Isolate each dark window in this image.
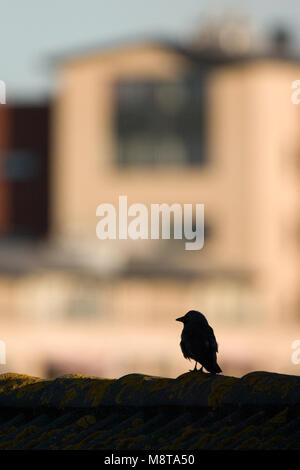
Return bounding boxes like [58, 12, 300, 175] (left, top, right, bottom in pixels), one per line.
[115, 74, 208, 167]
[2, 150, 40, 181]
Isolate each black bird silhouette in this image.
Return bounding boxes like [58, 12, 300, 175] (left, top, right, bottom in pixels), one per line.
[176, 310, 222, 374]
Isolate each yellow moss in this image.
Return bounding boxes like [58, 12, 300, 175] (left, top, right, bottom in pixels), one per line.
[61, 374, 95, 379]
[116, 435, 146, 450]
[0, 373, 43, 395]
[0, 425, 17, 437]
[64, 430, 106, 449]
[62, 432, 77, 443]
[284, 439, 300, 450]
[168, 373, 204, 400]
[85, 379, 114, 406]
[212, 425, 256, 450]
[261, 426, 273, 436]
[189, 425, 233, 450]
[208, 377, 237, 409]
[189, 434, 210, 449]
[258, 436, 284, 449]
[98, 416, 145, 448]
[115, 375, 150, 404]
[269, 408, 288, 424]
[77, 415, 96, 428]
[132, 418, 143, 427]
[235, 436, 260, 449]
[59, 388, 78, 406]
[149, 379, 172, 392]
[21, 428, 59, 450]
[0, 425, 38, 450]
[64, 443, 81, 450]
[159, 425, 198, 450]
[16, 380, 49, 399]
[245, 373, 295, 398]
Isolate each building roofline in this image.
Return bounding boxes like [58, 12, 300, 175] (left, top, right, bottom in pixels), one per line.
[48, 34, 300, 68]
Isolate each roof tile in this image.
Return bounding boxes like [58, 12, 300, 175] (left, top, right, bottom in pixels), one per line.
[0, 371, 298, 449]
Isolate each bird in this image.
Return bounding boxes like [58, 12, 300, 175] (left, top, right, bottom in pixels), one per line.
[176, 310, 222, 374]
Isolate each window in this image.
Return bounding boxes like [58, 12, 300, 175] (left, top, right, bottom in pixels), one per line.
[2, 150, 40, 181]
[115, 74, 208, 167]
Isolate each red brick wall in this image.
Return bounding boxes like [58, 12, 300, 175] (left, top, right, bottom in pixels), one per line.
[0, 106, 12, 234]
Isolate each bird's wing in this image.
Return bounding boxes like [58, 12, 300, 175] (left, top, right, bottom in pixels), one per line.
[182, 329, 208, 357]
[181, 324, 219, 360]
[180, 340, 191, 359]
[207, 326, 218, 352]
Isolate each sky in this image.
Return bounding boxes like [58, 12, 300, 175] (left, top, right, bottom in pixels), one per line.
[1, 0, 300, 101]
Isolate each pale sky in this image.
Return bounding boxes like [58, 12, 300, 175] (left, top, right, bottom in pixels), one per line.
[1, 0, 300, 101]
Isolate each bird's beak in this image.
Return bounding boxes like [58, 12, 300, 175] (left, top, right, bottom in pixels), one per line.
[176, 316, 185, 322]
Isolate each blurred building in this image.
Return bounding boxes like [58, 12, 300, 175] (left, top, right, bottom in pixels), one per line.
[50, 32, 300, 328]
[1, 19, 300, 378]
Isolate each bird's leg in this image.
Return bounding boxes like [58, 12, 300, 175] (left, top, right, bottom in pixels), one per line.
[199, 366, 204, 373]
[189, 362, 198, 372]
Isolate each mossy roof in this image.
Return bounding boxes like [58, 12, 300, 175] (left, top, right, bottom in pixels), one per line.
[0, 371, 299, 450]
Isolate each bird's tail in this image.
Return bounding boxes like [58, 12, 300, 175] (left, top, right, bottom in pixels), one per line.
[211, 363, 222, 374]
